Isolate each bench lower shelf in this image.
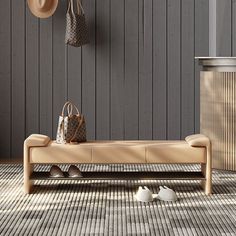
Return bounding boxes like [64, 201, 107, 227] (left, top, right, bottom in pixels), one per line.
[30, 171, 205, 181]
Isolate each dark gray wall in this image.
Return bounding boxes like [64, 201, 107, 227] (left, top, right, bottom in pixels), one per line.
[209, 0, 236, 56]
[0, 0, 209, 160]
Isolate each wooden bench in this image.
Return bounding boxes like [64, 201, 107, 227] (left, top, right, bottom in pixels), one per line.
[24, 134, 212, 194]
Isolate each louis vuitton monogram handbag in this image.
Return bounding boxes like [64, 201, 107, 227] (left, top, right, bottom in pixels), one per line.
[56, 101, 87, 144]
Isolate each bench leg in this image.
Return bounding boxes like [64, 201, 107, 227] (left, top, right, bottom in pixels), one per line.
[24, 163, 34, 194]
[201, 163, 212, 195]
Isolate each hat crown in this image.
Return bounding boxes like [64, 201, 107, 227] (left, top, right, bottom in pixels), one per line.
[36, 0, 50, 10]
[27, 0, 58, 18]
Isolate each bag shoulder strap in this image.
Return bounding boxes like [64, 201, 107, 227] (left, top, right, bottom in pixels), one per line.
[67, 0, 74, 14]
[67, 0, 85, 15]
[76, 0, 85, 14]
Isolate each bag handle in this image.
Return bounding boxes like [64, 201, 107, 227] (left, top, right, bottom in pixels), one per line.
[61, 101, 80, 117]
[66, 103, 80, 116]
[67, 0, 73, 14]
[76, 0, 85, 14]
[67, 0, 84, 15]
[69, 115, 85, 143]
[67, 103, 73, 116]
[61, 101, 72, 116]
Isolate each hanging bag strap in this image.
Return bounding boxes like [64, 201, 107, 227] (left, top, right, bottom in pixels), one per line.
[67, 0, 75, 14]
[67, 0, 84, 15]
[76, 0, 85, 15]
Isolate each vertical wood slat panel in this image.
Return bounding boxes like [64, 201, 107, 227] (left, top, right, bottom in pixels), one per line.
[181, 0, 194, 138]
[52, 1, 67, 137]
[167, 0, 181, 140]
[40, 18, 53, 138]
[153, 0, 167, 140]
[67, 47, 82, 111]
[67, 1, 82, 113]
[201, 71, 236, 171]
[209, 0, 216, 56]
[138, 0, 153, 140]
[195, 0, 209, 133]
[216, 0, 232, 56]
[26, 7, 39, 137]
[0, 0, 11, 158]
[232, 0, 236, 56]
[124, 0, 139, 139]
[11, 0, 25, 159]
[110, 0, 124, 140]
[82, 0, 96, 139]
[0, 0, 212, 160]
[96, 0, 110, 139]
[67, 0, 81, 119]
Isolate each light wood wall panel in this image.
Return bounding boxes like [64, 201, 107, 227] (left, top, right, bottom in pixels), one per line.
[200, 71, 236, 171]
[0, 0, 209, 160]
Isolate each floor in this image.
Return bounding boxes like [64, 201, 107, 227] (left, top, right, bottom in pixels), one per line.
[0, 164, 235, 236]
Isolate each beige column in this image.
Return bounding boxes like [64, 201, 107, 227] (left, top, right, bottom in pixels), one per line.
[200, 71, 236, 170]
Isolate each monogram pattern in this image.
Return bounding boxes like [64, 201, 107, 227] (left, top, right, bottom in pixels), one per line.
[66, 115, 87, 142]
[74, 120, 86, 142]
[56, 115, 87, 143]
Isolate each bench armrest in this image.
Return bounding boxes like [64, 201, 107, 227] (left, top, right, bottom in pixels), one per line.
[24, 134, 50, 148]
[185, 134, 210, 147]
[23, 134, 51, 193]
[186, 134, 212, 194]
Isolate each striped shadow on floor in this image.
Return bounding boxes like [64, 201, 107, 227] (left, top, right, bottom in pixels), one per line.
[0, 164, 235, 236]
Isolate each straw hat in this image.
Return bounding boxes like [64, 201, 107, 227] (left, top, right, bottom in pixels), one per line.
[27, 0, 58, 18]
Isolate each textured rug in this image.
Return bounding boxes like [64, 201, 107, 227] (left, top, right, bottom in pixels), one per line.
[0, 164, 236, 236]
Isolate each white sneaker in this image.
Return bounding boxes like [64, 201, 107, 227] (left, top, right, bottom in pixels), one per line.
[135, 186, 154, 202]
[156, 186, 177, 202]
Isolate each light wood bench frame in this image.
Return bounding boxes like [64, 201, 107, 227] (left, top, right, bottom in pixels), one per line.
[24, 134, 212, 195]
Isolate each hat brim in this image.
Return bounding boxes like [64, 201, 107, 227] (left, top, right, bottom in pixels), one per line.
[27, 0, 58, 18]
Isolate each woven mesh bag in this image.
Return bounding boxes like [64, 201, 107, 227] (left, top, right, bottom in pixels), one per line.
[65, 0, 89, 47]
